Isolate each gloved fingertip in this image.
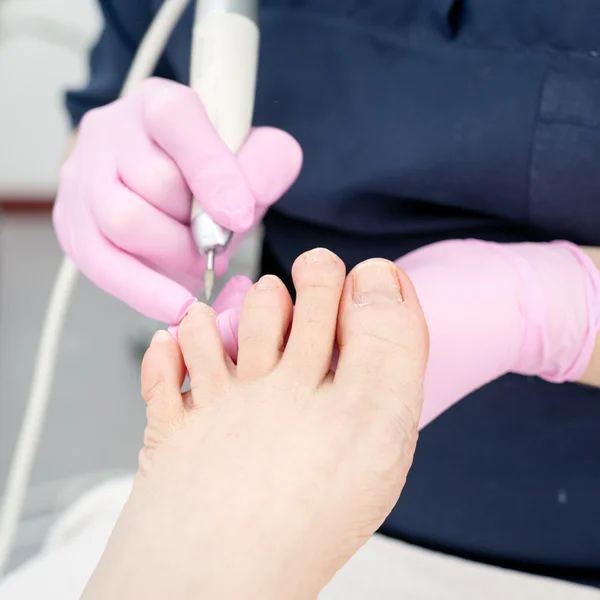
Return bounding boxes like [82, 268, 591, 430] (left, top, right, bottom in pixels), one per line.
[175, 297, 199, 325]
[212, 275, 253, 313]
[168, 297, 199, 341]
[236, 204, 256, 231]
[212, 194, 255, 232]
[227, 274, 254, 292]
[217, 308, 240, 362]
[168, 325, 179, 342]
[222, 275, 254, 301]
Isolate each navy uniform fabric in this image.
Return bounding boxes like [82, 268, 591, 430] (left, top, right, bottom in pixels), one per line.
[67, 0, 600, 584]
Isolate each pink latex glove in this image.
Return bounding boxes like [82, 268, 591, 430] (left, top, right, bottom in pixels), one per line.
[53, 77, 302, 325]
[398, 240, 600, 427]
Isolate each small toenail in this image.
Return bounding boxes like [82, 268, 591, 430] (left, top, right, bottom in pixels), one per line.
[303, 248, 336, 265]
[353, 259, 404, 306]
[255, 275, 282, 291]
[152, 330, 172, 344]
[186, 302, 214, 316]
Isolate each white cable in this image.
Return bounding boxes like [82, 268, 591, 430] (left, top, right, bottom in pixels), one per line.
[0, 259, 78, 574]
[0, 0, 191, 577]
[121, 0, 190, 95]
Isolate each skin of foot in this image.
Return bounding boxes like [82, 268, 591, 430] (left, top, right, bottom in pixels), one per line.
[81, 248, 429, 600]
[579, 246, 600, 387]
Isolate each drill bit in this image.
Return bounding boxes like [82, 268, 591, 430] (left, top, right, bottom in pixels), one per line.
[191, 209, 232, 303]
[203, 249, 216, 302]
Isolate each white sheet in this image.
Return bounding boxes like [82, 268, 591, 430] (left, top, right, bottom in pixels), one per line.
[0, 477, 598, 600]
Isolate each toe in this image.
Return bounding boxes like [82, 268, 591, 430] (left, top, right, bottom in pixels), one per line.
[178, 302, 231, 402]
[237, 275, 293, 380]
[280, 248, 346, 387]
[334, 259, 429, 427]
[141, 330, 185, 426]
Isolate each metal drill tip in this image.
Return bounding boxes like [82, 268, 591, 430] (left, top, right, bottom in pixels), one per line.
[204, 268, 216, 302]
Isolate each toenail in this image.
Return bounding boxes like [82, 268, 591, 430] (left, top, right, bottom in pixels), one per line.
[186, 302, 201, 315]
[255, 275, 282, 291]
[303, 248, 336, 265]
[352, 259, 404, 306]
[152, 330, 172, 344]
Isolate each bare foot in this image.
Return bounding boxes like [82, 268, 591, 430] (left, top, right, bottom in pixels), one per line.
[83, 249, 429, 600]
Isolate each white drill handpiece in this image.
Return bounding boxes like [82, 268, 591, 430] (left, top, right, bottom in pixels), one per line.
[189, 0, 259, 300]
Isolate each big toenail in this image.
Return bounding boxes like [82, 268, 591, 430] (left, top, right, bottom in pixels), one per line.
[353, 259, 404, 306]
[255, 275, 282, 291]
[303, 248, 335, 264]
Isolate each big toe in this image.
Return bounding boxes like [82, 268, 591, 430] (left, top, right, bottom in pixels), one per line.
[334, 259, 429, 430]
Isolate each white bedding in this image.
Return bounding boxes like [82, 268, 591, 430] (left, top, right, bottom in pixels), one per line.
[0, 476, 598, 600]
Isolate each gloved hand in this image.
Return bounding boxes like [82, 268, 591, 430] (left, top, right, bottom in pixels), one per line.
[53, 77, 303, 325]
[398, 240, 600, 427]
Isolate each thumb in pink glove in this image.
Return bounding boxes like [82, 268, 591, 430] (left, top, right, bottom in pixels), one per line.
[53, 78, 303, 326]
[399, 239, 600, 428]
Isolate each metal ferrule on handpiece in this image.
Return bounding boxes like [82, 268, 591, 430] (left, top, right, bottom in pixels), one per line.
[196, 0, 258, 22]
[191, 211, 233, 256]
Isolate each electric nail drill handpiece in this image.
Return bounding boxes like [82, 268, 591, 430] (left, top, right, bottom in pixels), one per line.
[189, 0, 259, 301]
